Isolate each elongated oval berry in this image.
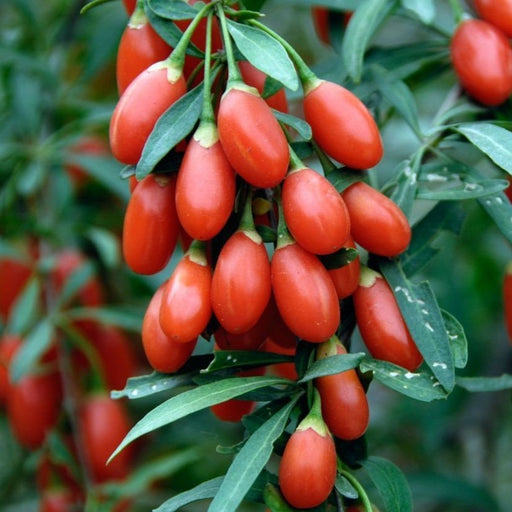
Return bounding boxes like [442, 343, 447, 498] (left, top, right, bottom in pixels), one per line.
[504, 261, 512, 344]
[211, 231, 271, 334]
[279, 396, 337, 508]
[175, 123, 236, 240]
[475, 0, 512, 38]
[342, 181, 411, 257]
[0, 256, 32, 322]
[142, 285, 197, 373]
[159, 242, 212, 343]
[282, 166, 350, 255]
[217, 84, 289, 188]
[122, 174, 179, 275]
[328, 235, 360, 299]
[238, 60, 288, 113]
[315, 337, 369, 440]
[78, 394, 134, 483]
[116, 10, 171, 95]
[353, 267, 423, 371]
[110, 62, 186, 164]
[271, 241, 340, 343]
[451, 18, 512, 106]
[303, 79, 383, 169]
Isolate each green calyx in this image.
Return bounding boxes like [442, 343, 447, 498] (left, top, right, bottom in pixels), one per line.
[128, 0, 148, 28]
[275, 193, 294, 250]
[316, 335, 342, 361]
[186, 239, 208, 266]
[296, 388, 330, 438]
[359, 265, 382, 288]
[238, 190, 262, 244]
[193, 119, 219, 149]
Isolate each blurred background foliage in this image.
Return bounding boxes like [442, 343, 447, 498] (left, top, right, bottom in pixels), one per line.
[0, 0, 511, 511]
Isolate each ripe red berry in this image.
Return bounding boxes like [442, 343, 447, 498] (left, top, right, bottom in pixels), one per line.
[474, 0, 512, 38]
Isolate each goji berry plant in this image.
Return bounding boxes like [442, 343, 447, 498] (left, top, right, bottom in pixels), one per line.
[2, 0, 512, 511]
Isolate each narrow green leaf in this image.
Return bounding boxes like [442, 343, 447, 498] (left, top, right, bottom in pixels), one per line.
[359, 358, 447, 402]
[401, 0, 435, 24]
[379, 260, 455, 392]
[227, 20, 299, 91]
[456, 122, 512, 174]
[54, 261, 95, 310]
[389, 160, 418, 219]
[85, 228, 120, 268]
[478, 191, 512, 245]
[136, 84, 203, 179]
[111, 372, 194, 399]
[298, 353, 365, 383]
[10, 318, 54, 383]
[318, 247, 358, 270]
[342, 0, 397, 83]
[262, 75, 285, 99]
[372, 68, 422, 137]
[277, 0, 359, 8]
[456, 374, 512, 392]
[335, 475, 359, 499]
[326, 169, 364, 194]
[148, 0, 198, 20]
[6, 278, 40, 336]
[273, 110, 312, 140]
[401, 201, 465, 277]
[361, 456, 413, 512]
[66, 306, 144, 333]
[203, 350, 293, 373]
[154, 476, 224, 512]
[208, 397, 299, 512]
[441, 310, 467, 370]
[109, 376, 294, 462]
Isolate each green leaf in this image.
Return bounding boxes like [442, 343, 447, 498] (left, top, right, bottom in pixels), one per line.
[10, 318, 54, 383]
[359, 358, 447, 402]
[401, 0, 435, 24]
[326, 169, 364, 194]
[272, 110, 312, 140]
[379, 260, 455, 392]
[342, 0, 398, 83]
[203, 350, 293, 373]
[6, 277, 40, 336]
[109, 376, 294, 462]
[208, 397, 300, 512]
[154, 476, 224, 512]
[227, 20, 299, 91]
[372, 67, 422, 138]
[135, 84, 203, 180]
[455, 122, 512, 174]
[66, 306, 144, 333]
[335, 475, 359, 499]
[441, 310, 467, 370]
[361, 456, 413, 512]
[401, 201, 465, 277]
[456, 374, 512, 392]
[85, 227, 120, 268]
[148, 0, 198, 20]
[389, 160, 418, 218]
[318, 247, 358, 270]
[298, 352, 366, 383]
[111, 371, 195, 399]
[262, 75, 285, 99]
[478, 191, 512, 245]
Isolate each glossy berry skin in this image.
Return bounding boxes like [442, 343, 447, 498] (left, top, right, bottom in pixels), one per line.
[122, 0, 136, 16]
[260, 337, 297, 380]
[315, 339, 369, 440]
[271, 242, 340, 343]
[342, 181, 411, 257]
[176, 131, 236, 240]
[353, 270, 423, 371]
[328, 235, 360, 300]
[279, 427, 337, 508]
[217, 85, 289, 188]
[451, 19, 512, 106]
[116, 17, 171, 95]
[110, 64, 186, 165]
[304, 80, 383, 169]
[7, 369, 63, 449]
[504, 262, 512, 344]
[78, 394, 133, 483]
[0, 257, 32, 322]
[122, 174, 179, 275]
[282, 167, 350, 255]
[211, 230, 271, 334]
[142, 285, 197, 373]
[238, 60, 288, 113]
[159, 249, 212, 343]
[474, 0, 512, 39]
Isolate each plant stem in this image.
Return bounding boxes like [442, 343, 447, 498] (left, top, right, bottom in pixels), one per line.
[200, 12, 215, 123]
[275, 191, 294, 250]
[216, 3, 242, 86]
[448, 0, 464, 25]
[337, 461, 373, 512]
[311, 139, 337, 175]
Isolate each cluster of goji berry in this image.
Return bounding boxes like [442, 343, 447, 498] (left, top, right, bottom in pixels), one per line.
[0, 239, 137, 510]
[110, 1, 425, 509]
[451, 1, 512, 106]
